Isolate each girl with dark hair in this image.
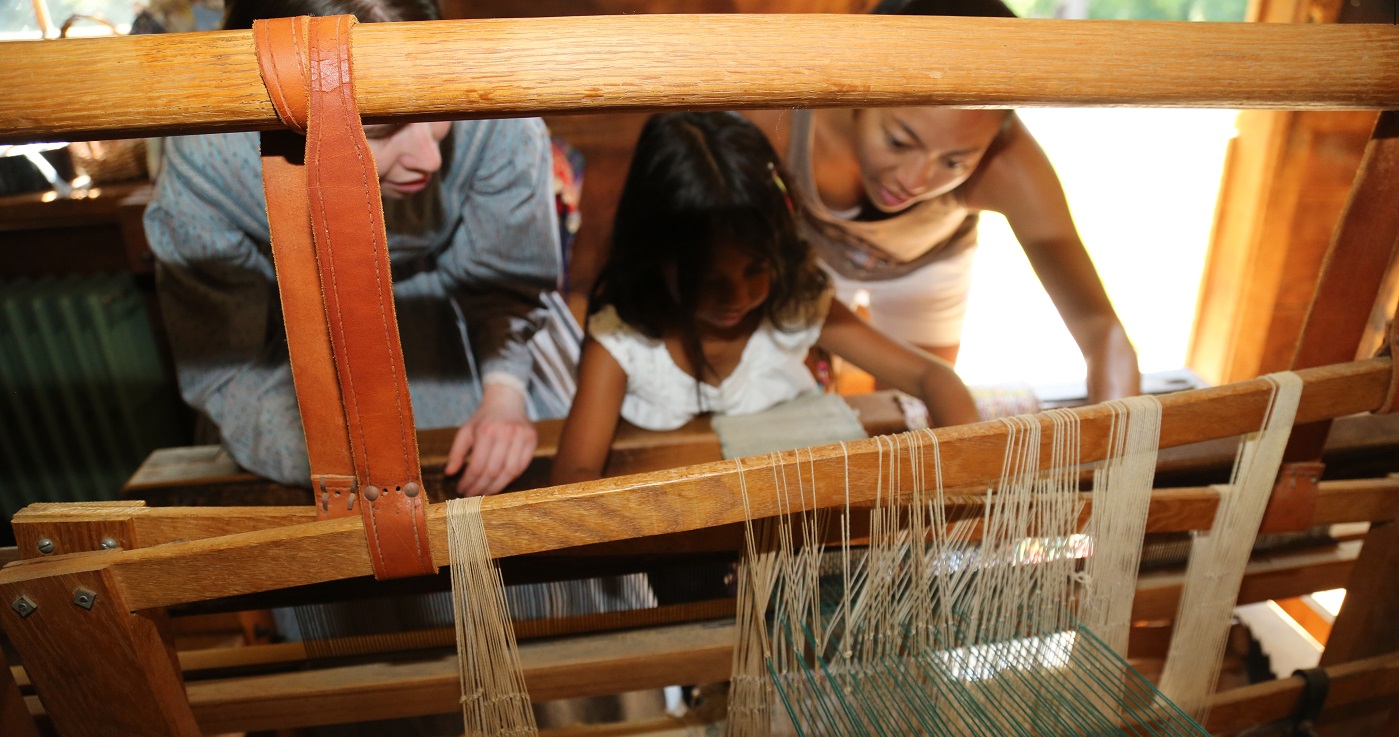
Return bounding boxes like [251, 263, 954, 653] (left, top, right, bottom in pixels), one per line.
[749, 0, 1141, 404]
[550, 112, 979, 485]
[147, 0, 574, 498]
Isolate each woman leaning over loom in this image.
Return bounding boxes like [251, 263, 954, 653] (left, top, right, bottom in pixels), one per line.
[747, 0, 1141, 403]
[146, 0, 571, 498]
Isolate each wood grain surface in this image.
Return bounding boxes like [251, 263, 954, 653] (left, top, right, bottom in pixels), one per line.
[0, 358, 1386, 613]
[18, 615, 1396, 732]
[3, 16, 1399, 143]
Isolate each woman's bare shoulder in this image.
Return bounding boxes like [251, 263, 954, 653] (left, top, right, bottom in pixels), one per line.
[960, 114, 1055, 213]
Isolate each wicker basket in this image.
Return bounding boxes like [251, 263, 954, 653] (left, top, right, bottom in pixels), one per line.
[68, 139, 149, 183]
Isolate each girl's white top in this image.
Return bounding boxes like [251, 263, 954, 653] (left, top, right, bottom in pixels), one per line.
[588, 292, 831, 431]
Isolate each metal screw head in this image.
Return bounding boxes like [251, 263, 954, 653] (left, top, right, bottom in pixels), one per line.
[11, 595, 37, 618]
[99, 537, 118, 550]
[36, 538, 55, 555]
[72, 587, 97, 610]
[362, 485, 380, 502]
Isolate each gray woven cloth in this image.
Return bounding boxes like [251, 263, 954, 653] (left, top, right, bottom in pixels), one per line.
[711, 392, 869, 460]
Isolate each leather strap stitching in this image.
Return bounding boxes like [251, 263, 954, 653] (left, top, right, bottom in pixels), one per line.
[308, 16, 389, 572]
[254, 14, 435, 577]
[255, 17, 309, 134]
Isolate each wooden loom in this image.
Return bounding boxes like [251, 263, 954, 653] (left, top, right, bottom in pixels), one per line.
[2, 14, 1399, 736]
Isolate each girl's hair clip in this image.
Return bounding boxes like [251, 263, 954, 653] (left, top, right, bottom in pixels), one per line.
[768, 161, 795, 214]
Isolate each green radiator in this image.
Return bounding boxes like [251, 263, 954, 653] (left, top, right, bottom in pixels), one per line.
[0, 275, 184, 544]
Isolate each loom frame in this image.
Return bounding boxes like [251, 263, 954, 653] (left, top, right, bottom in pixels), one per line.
[1, 14, 1398, 736]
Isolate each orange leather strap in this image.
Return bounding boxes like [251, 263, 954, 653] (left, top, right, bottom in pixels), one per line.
[254, 18, 310, 134]
[257, 16, 358, 521]
[253, 15, 435, 579]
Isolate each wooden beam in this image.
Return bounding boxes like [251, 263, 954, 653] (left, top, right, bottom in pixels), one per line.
[1206, 652, 1399, 735]
[1322, 520, 1399, 666]
[0, 652, 37, 737]
[0, 561, 199, 737]
[1262, 111, 1399, 532]
[0, 358, 1387, 613]
[14, 476, 1397, 563]
[119, 392, 904, 508]
[23, 589, 1391, 734]
[1132, 541, 1360, 621]
[183, 619, 735, 733]
[111, 404, 1399, 509]
[2, 17, 1398, 143]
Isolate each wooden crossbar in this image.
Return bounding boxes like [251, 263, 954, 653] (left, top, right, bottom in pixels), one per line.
[16, 594, 1398, 733]
[12, 477, 1399, 562]
[3, 16, 1398, 143]
[0, 358, 1388, 614]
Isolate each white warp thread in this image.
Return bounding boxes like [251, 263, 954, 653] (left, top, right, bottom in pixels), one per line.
[447, 496, 539, 737]
[1157, 372, 1303, 722]
[1080, 396, 1163, 655]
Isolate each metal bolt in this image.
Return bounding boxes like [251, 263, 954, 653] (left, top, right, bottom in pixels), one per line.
[11, 595, 37, 618]
[36, 538, 55, 555]
[99, 537, 118, 551]
[363, 485, 380, 502]
[72, 587, 97, 610]
[403, 481, 421, 498]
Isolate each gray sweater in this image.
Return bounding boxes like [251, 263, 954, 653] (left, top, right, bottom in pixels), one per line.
[144, 118, 563, 484]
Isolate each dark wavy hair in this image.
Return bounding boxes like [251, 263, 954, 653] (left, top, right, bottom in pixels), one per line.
[592, 112, 827, 387]
[872, 0, 1018, 17]
[223, 0, 438, 29]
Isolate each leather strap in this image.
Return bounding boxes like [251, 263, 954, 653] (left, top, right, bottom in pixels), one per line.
[259, 128, 359, 521]
[253, 15, 435, 578]
[254, 18, 310, 134]
[1289, 667, 1330, 737]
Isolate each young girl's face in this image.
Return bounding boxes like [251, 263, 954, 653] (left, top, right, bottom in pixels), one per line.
[691, 240, 773, 333]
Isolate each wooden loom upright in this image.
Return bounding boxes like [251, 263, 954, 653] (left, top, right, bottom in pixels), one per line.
[2, 14, 1399, 736]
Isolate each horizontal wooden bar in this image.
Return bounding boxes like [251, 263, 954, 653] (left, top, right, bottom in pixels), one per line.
[14, 476, 1397, 559]
[3, 16, 1398, 143]
[24, 646, 1399, 735]
[23, 574, 1389, 734]
[0, 359, 1387, 612]
[1133, 540, 1360, 621]
[117, 392, 908, 509]
[1206, 652, 1399, 735]
[184, 619, 735, 733]
[15, 534, 1346, 690]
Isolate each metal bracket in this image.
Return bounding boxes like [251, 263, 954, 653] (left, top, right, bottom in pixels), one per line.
[1260, 461, 1326, 533]
[72, 587, 97, 610]
[11, 595, 37, 618]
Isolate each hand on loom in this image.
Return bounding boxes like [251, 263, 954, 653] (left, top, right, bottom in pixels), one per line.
[445, 382, 537, 496]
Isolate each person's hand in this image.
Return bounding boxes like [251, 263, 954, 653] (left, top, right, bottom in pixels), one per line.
[445, 382, 536, 497]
